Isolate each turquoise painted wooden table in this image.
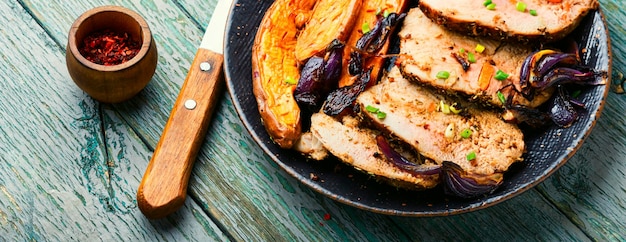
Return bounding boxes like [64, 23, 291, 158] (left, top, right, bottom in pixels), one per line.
[1, 0, 625, 241]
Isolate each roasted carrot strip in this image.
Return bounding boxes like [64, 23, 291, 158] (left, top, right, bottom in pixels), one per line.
[478, 62, 495, 91]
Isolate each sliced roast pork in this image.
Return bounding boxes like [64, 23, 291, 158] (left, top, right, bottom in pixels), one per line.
[310, 112, 440, 189]
[357, 67, 524, 175]
[398, 8, 553, 108]
[418, 0, 599, 43]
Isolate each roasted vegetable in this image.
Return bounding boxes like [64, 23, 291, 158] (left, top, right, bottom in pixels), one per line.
[518, 49, 601, 100]
[294, 40, 344, 113]
[355, 12, 406, 53]
[338, 0, 409, 87]
[252, 0, 316, 148]
[295, 0, 362, 62]
[376, 135, 442, 176]
[293, 56, 325, 112]
[323, 68, 373, 116]
[502, 48, 605, 127]
[442, 161, 503, 198]
[549, 86, 580, 128]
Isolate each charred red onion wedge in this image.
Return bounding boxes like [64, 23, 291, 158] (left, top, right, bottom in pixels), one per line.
[537, 67, 602, 90]
[375, 135, 442, 176]
[294, 40, 344, 112]
[518, 49, 604, 100]
[322, 40, 344, 84]
[294, 56, 324, 111]
[519, 50, 557, 95]
[506, 47, 605, 127]
[348, 51, 362, 76]
[442, 161, 503, 199]
[550, 86, 579, 128]
[355, 12, 407, 54]
[535, 53, 578, 76]
[323, 68, 372, 116]
[366, 12, 406, 53]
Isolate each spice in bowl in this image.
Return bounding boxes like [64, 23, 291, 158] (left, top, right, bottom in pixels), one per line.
[80, 30, 140, 66]
[66, 5, 158, 103]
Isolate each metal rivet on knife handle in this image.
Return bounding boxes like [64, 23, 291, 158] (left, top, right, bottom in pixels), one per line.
[184, 99, 197, 110]
[200, 62, 212, 71]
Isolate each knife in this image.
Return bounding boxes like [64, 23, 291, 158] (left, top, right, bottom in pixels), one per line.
[137, 0, 234, 219]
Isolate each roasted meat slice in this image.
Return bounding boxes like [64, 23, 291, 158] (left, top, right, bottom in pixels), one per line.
[418, 0, 599, 43]
[356, 67, 525, 175]
[398, 8, 553, 108]
[310, 112, 440, 190]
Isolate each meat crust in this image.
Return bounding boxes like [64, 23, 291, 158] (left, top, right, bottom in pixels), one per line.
[418, 0, 599, 43]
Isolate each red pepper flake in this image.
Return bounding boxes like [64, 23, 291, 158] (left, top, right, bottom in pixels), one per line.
[80, 29, 140, 66]
[323, 213, 331, 221]
[309, 173, 319, 181]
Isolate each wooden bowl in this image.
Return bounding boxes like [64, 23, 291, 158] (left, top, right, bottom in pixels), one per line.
[66, 6, 158, 103]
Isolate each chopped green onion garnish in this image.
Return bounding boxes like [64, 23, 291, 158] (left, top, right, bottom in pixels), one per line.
[285, 76, 297, 85]
[529, 9, 538, 16]
[516, 2, 527, 12]
[460, 128, 472, 139]
[439, 100, 451, 114]
[444, 123, 455, 138]
[362, 22, 371, 34]
[377, 111, 387, 119]
[468, 52, 476, 63]
[486, 3, 496, 10]
[375, 7, 382, 16]
[383, 10, 390, 18]
[483, 0, 492, 6]
[436, 71, 450, 79]
[494, 70, 509, 80]
[497, 91, 506, 104]
[365, 105, 379, 113]
[466, 151, 476, 161]
[475, 44, 485, 53]
[450, 103, 462, 114]
[366, 105, 386, 119]
[459, 48, 466, 54]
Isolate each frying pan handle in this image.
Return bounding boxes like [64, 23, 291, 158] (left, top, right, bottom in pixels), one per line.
[137, 48, 224, 219]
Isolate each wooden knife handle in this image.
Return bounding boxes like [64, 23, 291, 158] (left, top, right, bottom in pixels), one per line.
[137, 48, 223, 219]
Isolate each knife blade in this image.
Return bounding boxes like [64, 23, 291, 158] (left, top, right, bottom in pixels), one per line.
[137, 0, 234, 219]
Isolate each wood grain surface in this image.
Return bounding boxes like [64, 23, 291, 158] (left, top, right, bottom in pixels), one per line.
[1, 0, 624, 241]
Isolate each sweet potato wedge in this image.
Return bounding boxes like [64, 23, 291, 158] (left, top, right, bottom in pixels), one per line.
[295, 0, 362, 63]
[252, 0, 316, 148]
[338, 0, 408, 87]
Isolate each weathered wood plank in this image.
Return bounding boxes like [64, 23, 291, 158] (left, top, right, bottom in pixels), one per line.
[393, 189, 591, 241]
[536, 93, 626, 241]
[21, 0, 419, 241]
[0, 1, 226, 240]
[181, 0, 626, 240]
[18, 1, 398, 240]
[531, 1, 626, 241]
[19, 0, 626, 241]
[601, 1, 626, 75]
